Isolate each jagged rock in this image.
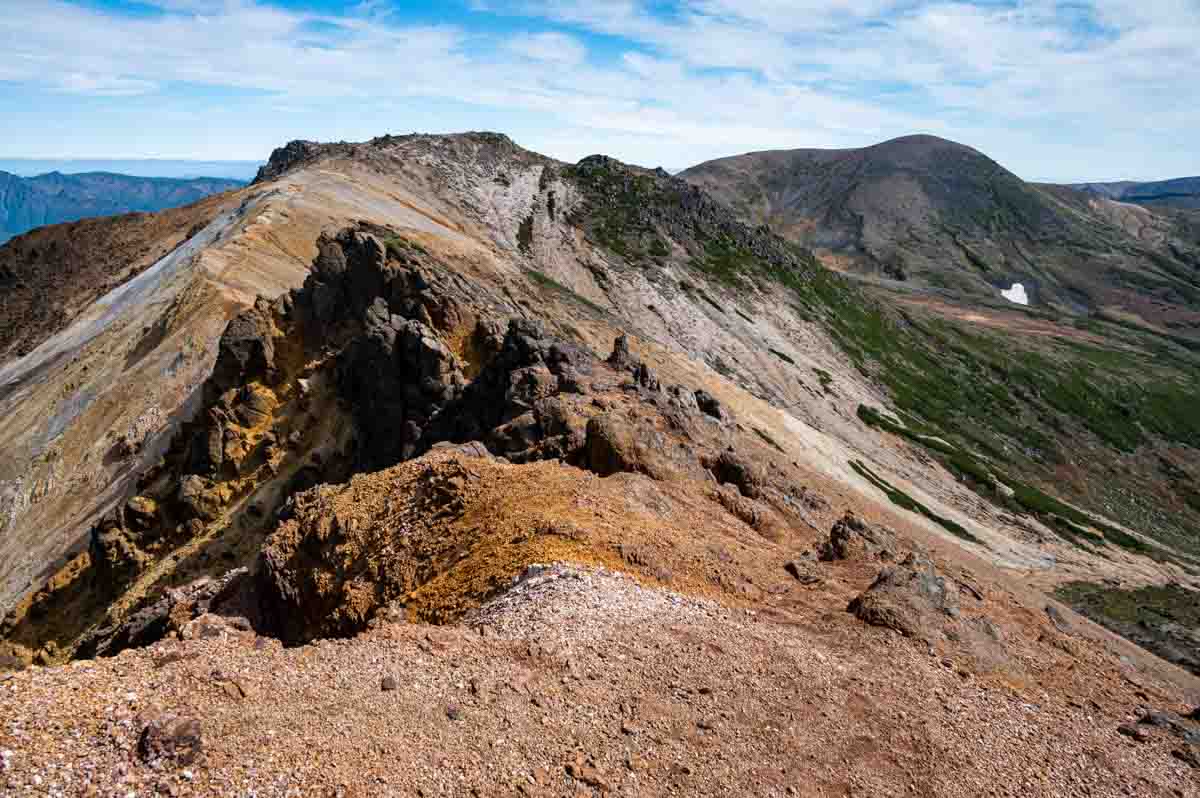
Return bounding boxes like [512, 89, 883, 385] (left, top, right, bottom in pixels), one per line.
[847, 553, 959, 639]
[606, 335, 662, 392]
[706, 450, 765, 499]
[1174, 745, 1200, 769]
[254, 139, 332, 183]
[819, 512, 897, 561]
[607, 334, 636, 370]
[784, 560, 823, 585]
[207, 305, 276, 401]
[137, 714, 203, 766]
[1045, 604, 1074, 635]
[233, 384, 277, 428]
[178, 475, 224, 522]
[89, 519, 146, 577]
[1118, 724, 1151, 742]
[632, 362, 661, 392]
[428, 441, 493, 459]
[665, 384, 700, 414]
[77, 569, 252, 659]
[694, 390, 730, 422]
[420, 319, 594, 451]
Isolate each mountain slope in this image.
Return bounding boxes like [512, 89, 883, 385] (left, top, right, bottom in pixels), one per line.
[0, 170, 243, 243]
[0, 134, 1198, 794]
[680, 136, 1200, 336]
[1075, 176, 1200, 210]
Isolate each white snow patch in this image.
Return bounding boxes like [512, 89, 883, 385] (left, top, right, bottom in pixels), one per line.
[1000, 282, 1029, 305]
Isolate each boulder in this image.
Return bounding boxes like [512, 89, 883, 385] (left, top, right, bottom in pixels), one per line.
[178, 475, 224, 522]
[706, 450, 765, 499]
[124, 495, 159, 530]
[847, 553, 959, 639]
[819, 512, 897, 561]
[694, 389, 730, 422]
[137, 714, 203, 766]
[207, 306, 276, 400]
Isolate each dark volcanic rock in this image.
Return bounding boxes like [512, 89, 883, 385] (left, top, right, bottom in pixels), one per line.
[694, 390, 729, 423]
[207, 303, 277, 401]
[78, 568, 252, 659]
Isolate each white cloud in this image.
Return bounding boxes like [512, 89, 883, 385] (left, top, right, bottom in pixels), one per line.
[55, 73, 161, 96]
[505, 31, 588, 64]
[0, 1, 1196, 180]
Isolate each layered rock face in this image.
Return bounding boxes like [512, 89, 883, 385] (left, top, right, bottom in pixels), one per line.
[0, 220, 813, 660]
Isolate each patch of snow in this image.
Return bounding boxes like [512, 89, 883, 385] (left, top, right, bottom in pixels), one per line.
[1000, 282, 1029, 305]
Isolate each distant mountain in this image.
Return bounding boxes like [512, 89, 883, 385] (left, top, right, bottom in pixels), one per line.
[0, 159, 261, 181]
[680, 135, 1200, 332]
[0, 171, 244, 243]
[1072, 177, 1200, 210]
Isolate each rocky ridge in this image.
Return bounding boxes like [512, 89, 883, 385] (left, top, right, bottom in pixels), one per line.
[2, 132, 1200, 794]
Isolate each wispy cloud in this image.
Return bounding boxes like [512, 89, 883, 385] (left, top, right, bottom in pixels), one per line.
[0, 1, 1196, 180]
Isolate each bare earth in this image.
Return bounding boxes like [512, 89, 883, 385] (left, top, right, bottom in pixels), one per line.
[3, 559, 1198, 797]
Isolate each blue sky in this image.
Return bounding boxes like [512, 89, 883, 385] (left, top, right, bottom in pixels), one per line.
[1, 0, 1197, 181]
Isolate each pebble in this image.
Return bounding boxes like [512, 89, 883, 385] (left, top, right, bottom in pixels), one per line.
[381, 675, 398, 691]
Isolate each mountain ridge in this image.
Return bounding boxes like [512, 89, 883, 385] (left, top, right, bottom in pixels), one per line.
[0, 131, 1198, 793]
[0, 169, 243, 244]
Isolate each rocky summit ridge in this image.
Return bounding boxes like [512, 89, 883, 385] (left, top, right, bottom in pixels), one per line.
[0, 132, 1199, 795]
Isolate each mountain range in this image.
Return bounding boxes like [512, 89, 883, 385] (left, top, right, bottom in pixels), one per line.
[680, 135, 1200, 337]
[0, 170, 243, 243]
[1074, 176, 1200, 209]
[0, 131, 1197, 794]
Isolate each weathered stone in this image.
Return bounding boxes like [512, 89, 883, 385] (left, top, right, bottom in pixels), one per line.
[1173, 745, 1200, 769]
[208, 307, 276, 400]
[137, 714, 203, 766]
[783, 560, 822, 585]
[706, 450, 765, 499]
[847, 553, 959, 639]
[178, 475, 223, 522]
[819, 512, 897, 562]
[694, 389, 729, 422]
[1117, 724, 1151, 742]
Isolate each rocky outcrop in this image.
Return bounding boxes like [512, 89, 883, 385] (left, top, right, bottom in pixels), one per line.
[9, 217, 780, 660]
[78, 568, 252, 659]
[819, 512, 897, 561]
[847, 553, 958, 639]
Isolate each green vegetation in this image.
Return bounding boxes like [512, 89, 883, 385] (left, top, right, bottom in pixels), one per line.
[692, 237, 759, 288]
[1057, 581, 1200, 626]
[850, 459, 983, 544]
[384, 235, 428, 259]
[813, 368, 834, 393]
[856, 402, 1172, 559]
[649, 238, 670, 257]
[563, 151, 1200, 563]
[1055, 581, 1200, 676]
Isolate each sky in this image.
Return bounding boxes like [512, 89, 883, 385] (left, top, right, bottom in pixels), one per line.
[0, 0, 1197, 182]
